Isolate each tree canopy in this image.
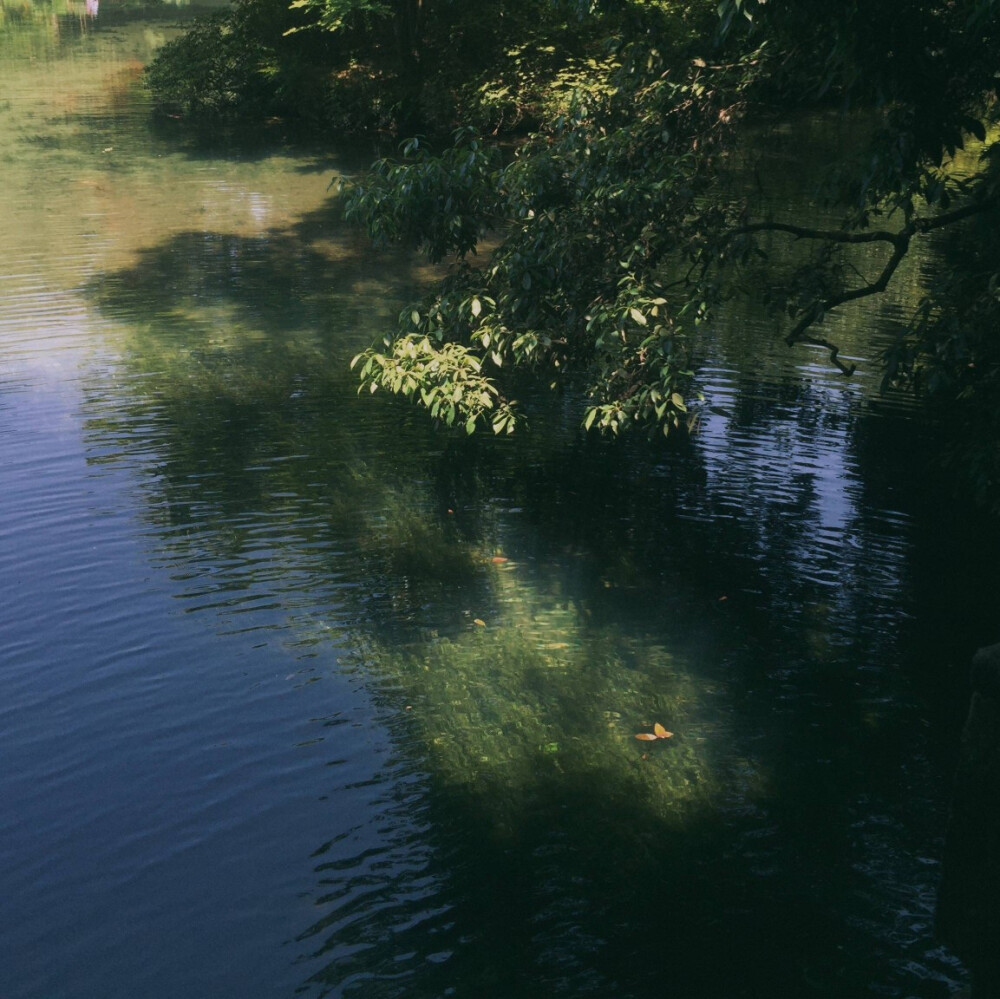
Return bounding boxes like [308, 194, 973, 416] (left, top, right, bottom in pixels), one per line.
[149, 0, 1000, 499]
[146, 0, 702, 134]
[342, 1, 999, 463]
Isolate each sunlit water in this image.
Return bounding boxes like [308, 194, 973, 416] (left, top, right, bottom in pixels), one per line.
[1, 6, 998, 998]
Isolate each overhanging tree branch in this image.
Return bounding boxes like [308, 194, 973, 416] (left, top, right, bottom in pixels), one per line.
[728, 197, 997, 374]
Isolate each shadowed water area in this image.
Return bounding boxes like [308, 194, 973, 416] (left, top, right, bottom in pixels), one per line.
[2, 5, 1000, 998]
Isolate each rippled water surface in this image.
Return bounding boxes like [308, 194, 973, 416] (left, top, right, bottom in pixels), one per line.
[2, 6, 998, 998]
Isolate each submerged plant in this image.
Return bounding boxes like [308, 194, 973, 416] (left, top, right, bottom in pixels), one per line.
[358, 565, 745, 838]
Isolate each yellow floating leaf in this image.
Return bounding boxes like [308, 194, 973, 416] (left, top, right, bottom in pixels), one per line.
[654, 723, 674, 739]
[635, 732, 659, 741]
[473, 618, 486, 627]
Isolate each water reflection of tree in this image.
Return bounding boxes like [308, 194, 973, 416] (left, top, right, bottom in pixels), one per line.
[84, 220, 964, 997]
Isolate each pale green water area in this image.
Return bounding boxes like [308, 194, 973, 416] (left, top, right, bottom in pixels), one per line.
[3, 4, 1000, 998]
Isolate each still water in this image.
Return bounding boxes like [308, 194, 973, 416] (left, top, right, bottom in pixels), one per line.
[1, 5, 997, 998]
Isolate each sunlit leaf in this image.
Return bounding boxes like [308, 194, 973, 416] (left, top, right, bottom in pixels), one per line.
[653, 723, 673, 739]
[635, 732, 659, 741]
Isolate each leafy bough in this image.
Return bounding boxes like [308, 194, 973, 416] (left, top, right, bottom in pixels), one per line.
[344, 51, 751, 437]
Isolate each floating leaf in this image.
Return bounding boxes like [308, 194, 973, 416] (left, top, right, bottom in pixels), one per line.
[490, 556, 509, 564]
[636, 722, 673, 741]
[473, 618, 486, 627]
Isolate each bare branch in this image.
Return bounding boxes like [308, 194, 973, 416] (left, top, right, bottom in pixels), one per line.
[794, 333, 857, 376]
[733, 220, 901, 244]
[811, 232, 910, 311]
[734, 197, 994, 244]
[912, 199, 995, 233]
[731, 197, 997, 375]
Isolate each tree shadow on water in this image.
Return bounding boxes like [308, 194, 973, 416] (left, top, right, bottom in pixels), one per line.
[88, 222, 425, 354]
[292, 731, 885, 999]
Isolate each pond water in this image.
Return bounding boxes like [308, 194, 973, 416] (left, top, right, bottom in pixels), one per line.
[2, 5, 999, 998]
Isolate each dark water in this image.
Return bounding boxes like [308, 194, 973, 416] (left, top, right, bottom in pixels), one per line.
[2, 5, 998, 998]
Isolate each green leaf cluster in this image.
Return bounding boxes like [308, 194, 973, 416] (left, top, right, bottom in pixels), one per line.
[343, 43, 759, 434]
[287, 0, 392, 34]
[351, 334, 518, 435]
